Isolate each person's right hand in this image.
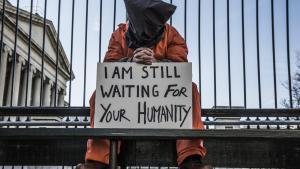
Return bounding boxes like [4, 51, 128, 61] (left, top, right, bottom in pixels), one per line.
[132, 47, 156, 65]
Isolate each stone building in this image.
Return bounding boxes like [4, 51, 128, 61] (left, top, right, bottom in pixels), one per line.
[0, 1, 73, 110]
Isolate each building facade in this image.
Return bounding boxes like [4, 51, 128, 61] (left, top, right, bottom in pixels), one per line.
[0, 1, 73, 121]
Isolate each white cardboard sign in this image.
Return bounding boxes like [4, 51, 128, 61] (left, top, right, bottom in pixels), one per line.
[94, 63, 192, 129]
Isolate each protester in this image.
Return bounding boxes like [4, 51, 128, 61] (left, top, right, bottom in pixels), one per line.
[77, 0, 211, 169]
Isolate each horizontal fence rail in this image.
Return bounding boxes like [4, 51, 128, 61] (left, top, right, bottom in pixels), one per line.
[1, 128, 300, 140]
[1, 107, 300, 116]
[0, 108, 299, 127]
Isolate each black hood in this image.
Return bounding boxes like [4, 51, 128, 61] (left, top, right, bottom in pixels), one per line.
[124, 0, 176, 49]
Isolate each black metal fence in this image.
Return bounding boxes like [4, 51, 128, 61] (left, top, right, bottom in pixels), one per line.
[0, 0, 299, 128]
[0, 0, 300, 168]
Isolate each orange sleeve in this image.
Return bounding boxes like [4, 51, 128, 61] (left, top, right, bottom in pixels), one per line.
[166, 26, 188, 62]
[103, 28, 125, 62]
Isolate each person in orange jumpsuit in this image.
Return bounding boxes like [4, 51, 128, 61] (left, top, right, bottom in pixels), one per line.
[77, 0, 210, 169]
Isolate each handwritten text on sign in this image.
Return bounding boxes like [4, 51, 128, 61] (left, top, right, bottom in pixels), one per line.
[95, 63, 192, 129]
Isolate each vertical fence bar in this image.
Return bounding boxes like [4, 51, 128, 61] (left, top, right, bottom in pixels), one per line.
[256, 0, 262, 109]
[0, 0, 5, 65]
[286, 0, 292, 108]
[67, 0, 76, 126]
[241, 0, 250, 129]
[21, 0, 34, 127]
[202, 0, 209, 127]
[256, 0, 262, 129]
[99, 0, 102, 62]
[241, 0, 246, 108]
[170, 0, 173, 26]
[213, 0, 217, 108]
[83, 0, 89, 107]
[109, 140, 118, 169]
[113, 0, 116, 32]
[0, 0, 7, 124]
[270, 0, 277, 129]
[25, 0, 34, 107]
[83, 0, 89, 126]
[10, 0, 20, 108]
[285, 0, 292, 129]
[271, 0, 277, 109]
[40, 0, 48, 108]
[184, 0, 187, 41]
[227, 0, 232, 108]
[198, 0, 202, 108]
[55, 0, 62, 107]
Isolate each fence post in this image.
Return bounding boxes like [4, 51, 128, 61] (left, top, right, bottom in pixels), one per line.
[109, 139, 118, 169]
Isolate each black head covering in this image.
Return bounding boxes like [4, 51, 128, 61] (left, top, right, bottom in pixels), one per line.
[124, 0, 176, 49]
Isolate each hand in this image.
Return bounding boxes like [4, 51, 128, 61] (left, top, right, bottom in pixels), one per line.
[132, 47, 156, 65]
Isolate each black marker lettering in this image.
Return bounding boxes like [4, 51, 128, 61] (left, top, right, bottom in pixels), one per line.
[152, 85, 159, 97]
[120, 109, 130, 122]
[125, 85, 134, 97]
[122, 66, 132, 79]
[106, 111, 112, 122]
[164, 84, 178, 97]
[104, 66, 108, 79]
[141, 85, 150, 97]
[180, 106, 191, 127]
[174, 66, 181, 78]
[138, 101, 146, 124]
[100, 85, 113, 97]
[150, 66, 159, 78]
[142, 66, 148, 78]
[112, 85, 121, 97]
[166, 66, 172, 78]
[112, 67, 120, 79]
[99, 103, 111, 122]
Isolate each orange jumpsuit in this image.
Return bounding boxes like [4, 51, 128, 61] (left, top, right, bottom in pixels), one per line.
[85, 23, 207, 165]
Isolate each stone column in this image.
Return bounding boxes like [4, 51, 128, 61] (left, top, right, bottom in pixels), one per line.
[19, 65, 36, 106]
[19, 65, 34, 123]
[0, 45, 11, 106]
[5, 61, 13, 106]
[5, 56, 25, 123]
[19, 67, 27, 106]
[12, 56, 25, 106]
[32, 72, 42, 106]
[26, 66, 35, 106]
[5, 55, 25, 106]
[58, 88, 65, 107]
[42, 78, 52, 106]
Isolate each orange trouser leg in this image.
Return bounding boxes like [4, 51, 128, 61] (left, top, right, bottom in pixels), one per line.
[176, 83, 207, 165]
[85, 83, 207, 165]
[85, 91, 111, 164]
[85, 138, 110, 164]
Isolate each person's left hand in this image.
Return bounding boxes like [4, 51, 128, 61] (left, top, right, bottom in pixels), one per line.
[132, 47, 156, 65]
